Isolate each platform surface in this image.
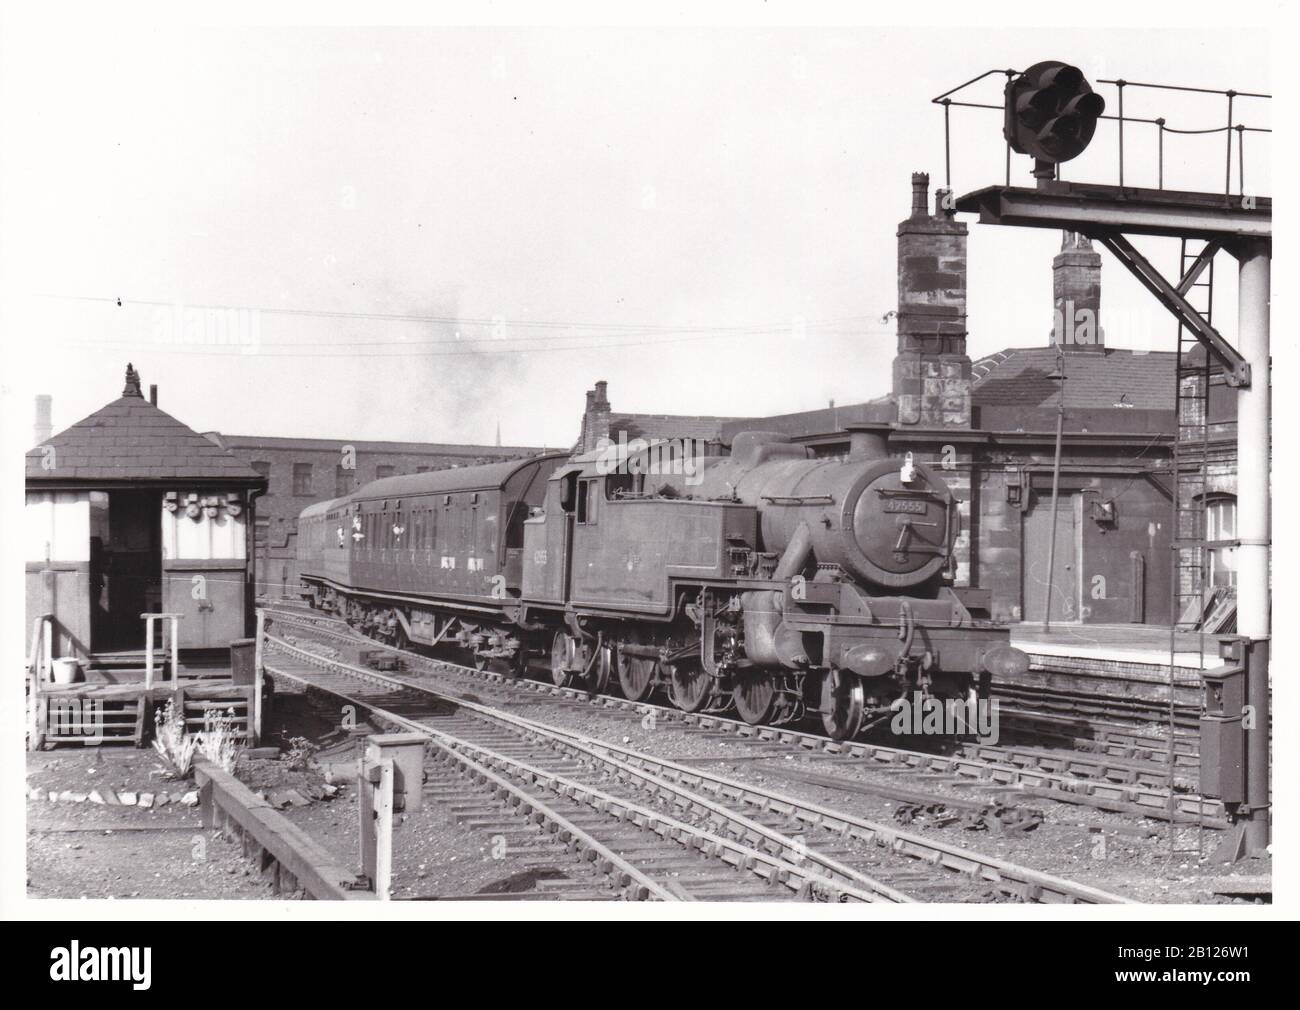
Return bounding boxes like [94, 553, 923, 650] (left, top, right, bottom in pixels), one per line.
[1011, 623, 1221, 670]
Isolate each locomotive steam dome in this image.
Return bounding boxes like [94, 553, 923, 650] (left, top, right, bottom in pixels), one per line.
[698, 432, 954, 589]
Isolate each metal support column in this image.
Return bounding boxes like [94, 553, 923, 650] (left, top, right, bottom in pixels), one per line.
[1235, 241, 1270, 854]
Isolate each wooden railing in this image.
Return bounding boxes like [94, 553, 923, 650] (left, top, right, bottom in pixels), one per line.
[26, 613, 53, 749]
[142, 612, 183, 688]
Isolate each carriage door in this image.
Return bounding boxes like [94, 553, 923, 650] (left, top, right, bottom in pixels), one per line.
[162, 491, 248, 648]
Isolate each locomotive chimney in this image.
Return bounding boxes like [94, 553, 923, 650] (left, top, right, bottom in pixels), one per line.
[846, 423, 890, 460]
[33, 394, 52, 445]
[892, 172, 972, 429]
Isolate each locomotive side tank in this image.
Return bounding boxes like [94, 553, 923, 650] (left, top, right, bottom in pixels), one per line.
[524, 430, 1027, 739]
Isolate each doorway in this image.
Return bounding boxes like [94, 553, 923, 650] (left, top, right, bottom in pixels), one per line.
[89, 490, 161, 651]
[1023, 492, 1082, 624]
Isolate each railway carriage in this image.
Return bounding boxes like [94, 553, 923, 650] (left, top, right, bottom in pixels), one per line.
[297, 454, 567, 664]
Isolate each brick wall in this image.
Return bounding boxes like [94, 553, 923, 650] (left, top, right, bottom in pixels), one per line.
[893, 173, 972, 428]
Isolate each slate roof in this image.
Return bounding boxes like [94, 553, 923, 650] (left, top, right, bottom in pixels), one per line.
[207, 432, 542, 457]
[610, 412, 744, 443]
[971, 347, 1175, 410]
[27, 367, 265, 484]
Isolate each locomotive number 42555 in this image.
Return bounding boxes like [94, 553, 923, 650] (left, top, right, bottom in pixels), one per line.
[883, 499, 928, 515]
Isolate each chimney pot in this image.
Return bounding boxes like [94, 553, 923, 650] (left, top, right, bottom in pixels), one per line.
[149, 384, 158, 406]
[910, 172, 930, 217]
[33, 394, 53, 446]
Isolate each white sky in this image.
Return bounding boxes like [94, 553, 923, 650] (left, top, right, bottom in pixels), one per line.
[0, 20, 1271, 450]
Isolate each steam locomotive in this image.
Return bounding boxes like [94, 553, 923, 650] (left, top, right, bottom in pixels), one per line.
[295, 430, 1027, 739]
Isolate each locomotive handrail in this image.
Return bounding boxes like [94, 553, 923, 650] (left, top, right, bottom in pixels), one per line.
[760, 494, 834, 504]
[875, 487, 944, 498]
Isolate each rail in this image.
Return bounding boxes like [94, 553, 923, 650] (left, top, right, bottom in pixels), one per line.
[264, 628, 1133, 903]
[267, 607, 1220, 820]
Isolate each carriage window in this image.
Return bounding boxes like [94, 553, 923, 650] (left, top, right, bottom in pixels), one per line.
[504, 500, 529, 549]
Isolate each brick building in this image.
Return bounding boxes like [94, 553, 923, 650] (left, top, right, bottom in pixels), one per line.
[199, 432, 541, 598]
[718, 174, 1236, 627]
[574, 378, 745, 455]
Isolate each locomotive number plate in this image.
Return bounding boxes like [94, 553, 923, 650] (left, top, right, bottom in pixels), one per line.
[884, 499, 928, 514]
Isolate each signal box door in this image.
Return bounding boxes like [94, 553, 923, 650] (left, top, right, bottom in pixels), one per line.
[161, 495, 248, 648]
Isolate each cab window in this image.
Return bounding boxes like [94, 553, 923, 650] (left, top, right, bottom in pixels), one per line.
[577, 479, 597, 525]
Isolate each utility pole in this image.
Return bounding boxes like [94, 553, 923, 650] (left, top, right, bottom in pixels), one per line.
[1041, 344, 1066, 631]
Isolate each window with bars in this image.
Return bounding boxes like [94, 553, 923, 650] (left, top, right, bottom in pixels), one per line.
[1205, 495, 1238, 589]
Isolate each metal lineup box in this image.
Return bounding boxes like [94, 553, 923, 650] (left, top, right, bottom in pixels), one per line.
[1199, 639, 1248, 804]
[1200, 715, 1246, 804]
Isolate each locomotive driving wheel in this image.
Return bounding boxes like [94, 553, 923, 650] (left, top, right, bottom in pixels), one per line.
[615, 631, 657, 701]
[818, 668, 865, 740]
[667, 659, 713, 712]
[732, 670, 777, 725]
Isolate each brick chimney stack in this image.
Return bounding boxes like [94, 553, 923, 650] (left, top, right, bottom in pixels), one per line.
[580, 380, 613, 453]
[34, 394, 52, 445]
[892, 172, 971, 428]
[1051, 231, 1103, 352]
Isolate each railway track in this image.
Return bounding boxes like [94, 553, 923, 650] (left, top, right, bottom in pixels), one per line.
[263, 631, 1132, 903]
[265, 605, 1223, 825]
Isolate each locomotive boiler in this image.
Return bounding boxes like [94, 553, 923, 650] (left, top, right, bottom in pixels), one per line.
[297, 430, 1026, 740]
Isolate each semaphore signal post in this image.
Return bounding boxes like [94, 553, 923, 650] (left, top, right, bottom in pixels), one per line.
[938, 62, 1271, 860]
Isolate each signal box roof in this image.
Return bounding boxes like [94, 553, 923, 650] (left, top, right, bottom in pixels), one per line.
[26, 364, 267, 489]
